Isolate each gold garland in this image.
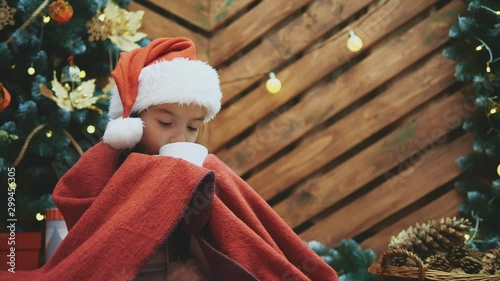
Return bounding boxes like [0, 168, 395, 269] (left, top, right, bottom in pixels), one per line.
[12, 124, 46, 167]
[12, 124, 83, 167]
[4, 0, 50, 45]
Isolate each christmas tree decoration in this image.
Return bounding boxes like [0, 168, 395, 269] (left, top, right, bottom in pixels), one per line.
[0, 82, 12, 112]
[27, 66, 36, 75]
[49, 0, 74, 24]
[444, 0, 500, 247]
[103, 0, 147, 51]
[0, 0, 16, 30]
[86, 11, 112, 42]
[266, 72, 282, 94]
[39, 72, 100, 112]
[60, 56, 82, 84]
[86, 125, 96, 134]
[347, 30, 363, 52]
[43, 15, 51, 23]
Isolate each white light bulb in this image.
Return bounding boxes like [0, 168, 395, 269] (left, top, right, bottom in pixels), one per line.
[266, 72, 282, 94]
[347, 30, 363, 52]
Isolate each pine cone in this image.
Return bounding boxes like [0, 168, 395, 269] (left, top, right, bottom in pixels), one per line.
[459, 256, 483, 274]
[449, 245, 473, 267]
[483, 247, 500, 270]
[388, 217, 471, 257]
[425, 254, 452, 272]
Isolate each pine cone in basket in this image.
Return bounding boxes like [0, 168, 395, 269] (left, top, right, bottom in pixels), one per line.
[459, 256, 483, 274]
[388, 217, 471, 257]
[388, 256, 417, 267]
[483, 247, 500, 271]
[425, 253, 452, 272]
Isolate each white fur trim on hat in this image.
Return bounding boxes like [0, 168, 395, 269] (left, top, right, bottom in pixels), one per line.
[108, 58, 222, 123]
[102, 117, 144, 149]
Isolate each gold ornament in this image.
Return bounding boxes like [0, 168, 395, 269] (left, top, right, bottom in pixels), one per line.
[0, 82, 12, 112]
[39, 71, 102, 113]
[0, 0, 16, 31]
[49, 0, 73, 24]
[103, 1, 147, 51]
[86, 12, 112, 42]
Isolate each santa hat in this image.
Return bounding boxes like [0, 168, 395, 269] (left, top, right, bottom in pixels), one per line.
[103, 37, 222, 149]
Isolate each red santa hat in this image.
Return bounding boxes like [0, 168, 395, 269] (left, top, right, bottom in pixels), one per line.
[103, 37, 222, 149]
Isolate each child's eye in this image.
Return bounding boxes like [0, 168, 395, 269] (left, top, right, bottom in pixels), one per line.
[187, 126, 199, 132]
[158, 121, 172, 127]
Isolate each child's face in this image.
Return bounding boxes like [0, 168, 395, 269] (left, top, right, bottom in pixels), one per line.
[138, 103, 206, 155]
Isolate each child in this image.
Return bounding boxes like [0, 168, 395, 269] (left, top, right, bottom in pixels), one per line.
[0, 37, 338, 281]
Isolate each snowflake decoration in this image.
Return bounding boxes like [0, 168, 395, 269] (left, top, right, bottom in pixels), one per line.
[0, 0, 16, 31]
[86, 12, 112, 42]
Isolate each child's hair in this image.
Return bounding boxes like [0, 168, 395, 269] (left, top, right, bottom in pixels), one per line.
[102, 37, 222, 150]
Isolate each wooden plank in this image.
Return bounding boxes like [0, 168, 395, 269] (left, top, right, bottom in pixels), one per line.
[247, 54, 456, 197]
[217, 0, 375, 104]
[273, 90, 475, 229]
[209, 0, 314, 66]
[299, 133, 473, 245]
[247, 54, 456, 199]
[210, 0, 460, 151]
[360, 189, 463, 256]
[129, 2, 210, 61]
[209, 0, 256, 30]
[219, 2, 458, 175]
[144, 0, 210, 30]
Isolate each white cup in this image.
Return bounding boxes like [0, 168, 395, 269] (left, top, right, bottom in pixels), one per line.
[159, 142, 208, 167]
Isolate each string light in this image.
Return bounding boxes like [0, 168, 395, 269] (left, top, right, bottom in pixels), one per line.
[98, 13, 106, 21]
[36, 213, 45, 221]
[43, 15, 51, 23]
[79, 70, 86, 78]
[497, 164, 500, 176]
[347, 30, 363, 52]
[46, 130, 53, 138]
[475, 44, 484, 51]
[9, 182, 16, 190]
[490, 107, 497, 115]
[27, 66, 35, 75]
[464, 234, 470, 241]
[477, 5, 500, 15]
[87, 125, 96, 134]
[266, 72, 282, 94]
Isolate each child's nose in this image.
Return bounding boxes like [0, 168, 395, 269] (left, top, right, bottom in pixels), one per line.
[168, 130, 186, 143]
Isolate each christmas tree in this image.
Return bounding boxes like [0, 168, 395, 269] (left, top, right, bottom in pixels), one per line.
[443, 0, 500, 248]
[0, 0, 149, 231]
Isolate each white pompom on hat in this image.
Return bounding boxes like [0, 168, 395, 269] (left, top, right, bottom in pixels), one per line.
[103, 37, 222, 150]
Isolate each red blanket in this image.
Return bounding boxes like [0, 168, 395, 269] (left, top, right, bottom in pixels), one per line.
[1, 142, 338, 280]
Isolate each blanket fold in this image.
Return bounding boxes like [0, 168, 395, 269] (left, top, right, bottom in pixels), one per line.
[0, 141, 338, 281]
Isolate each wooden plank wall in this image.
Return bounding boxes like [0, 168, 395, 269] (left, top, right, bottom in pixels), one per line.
[129, 0, 473, 256]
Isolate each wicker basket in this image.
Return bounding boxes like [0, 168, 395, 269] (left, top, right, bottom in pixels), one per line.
[368, 249, 500, 281]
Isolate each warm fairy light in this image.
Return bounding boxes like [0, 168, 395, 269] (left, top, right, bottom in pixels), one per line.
[87, 125, 96, 134]
[43, 16, 51, 23]
[486, 64, 491, 73]
[476, 45, 483, 51]
[46, 130, 53, 138]
[464, 234, 470, 241]
[98, 14, 106, 21]
[347, 30, 363, 52]
[266, 72, 282, 94]
[11, 64, 15, 69]
[27, 66, 35, 75]
[9, 182, 16, 190]
[497, 164, 500, 176]
[36, 213, 45, 221]
[490, 108, 497, 115]
[79, 70, 86, 78]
